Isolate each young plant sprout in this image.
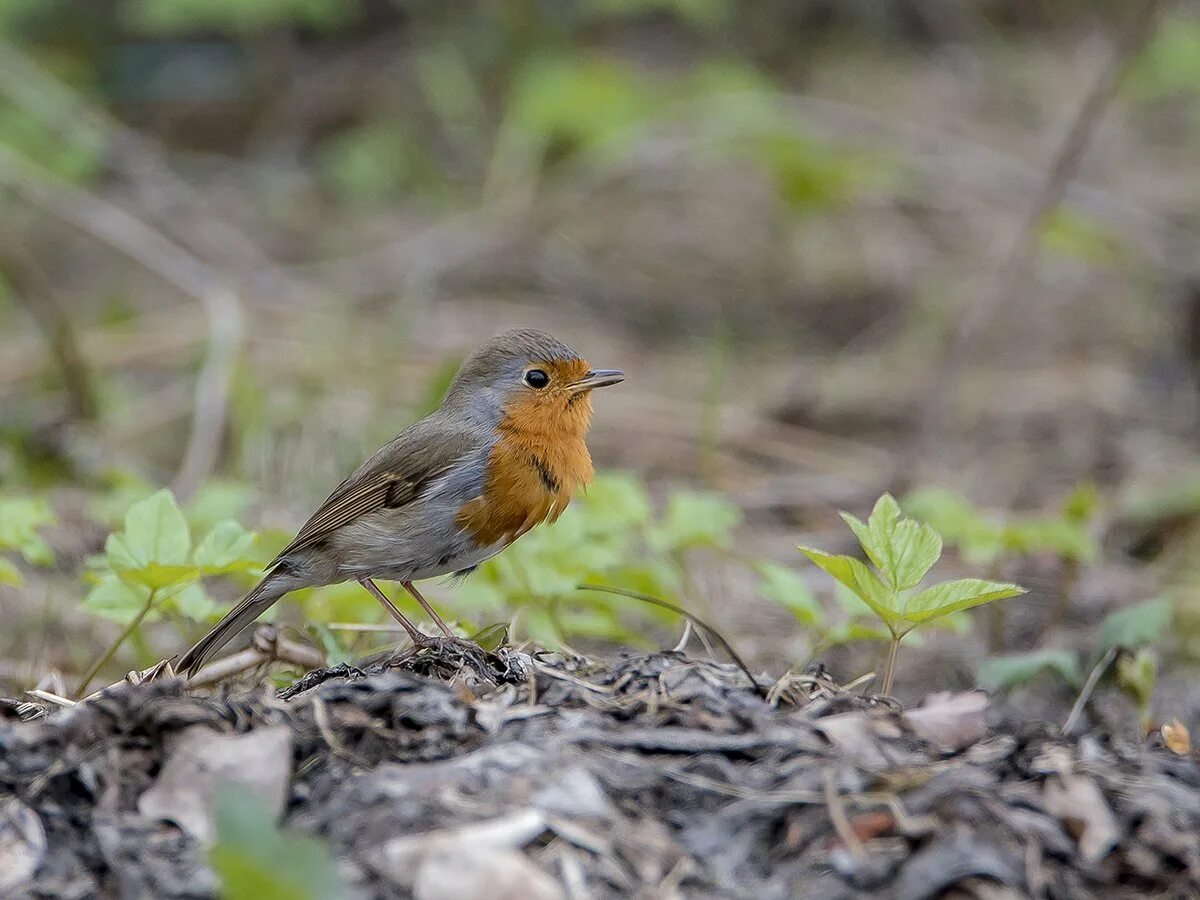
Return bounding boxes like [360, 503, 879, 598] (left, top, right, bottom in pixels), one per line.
[800, 494, 1026, 695]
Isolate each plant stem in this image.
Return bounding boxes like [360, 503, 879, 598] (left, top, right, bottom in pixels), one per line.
[76, 588, 157, 696]
[881, 634, 902, 696]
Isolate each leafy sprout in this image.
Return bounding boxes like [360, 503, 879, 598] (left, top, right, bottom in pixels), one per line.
[799, 494, 1026, 695]
[78, 489, 262, 693]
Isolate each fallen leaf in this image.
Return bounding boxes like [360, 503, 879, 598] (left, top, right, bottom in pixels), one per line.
[1044, 772, 1120, 863]
[1162, 718, 1191, 755]
[369, 810, 549, 889]
[905, 691, 988, 751]
[414, 847, 563, 900]
[138, 725, 292, 846]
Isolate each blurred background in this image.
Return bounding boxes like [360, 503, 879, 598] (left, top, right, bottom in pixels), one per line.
[3, 0, 1200, 717]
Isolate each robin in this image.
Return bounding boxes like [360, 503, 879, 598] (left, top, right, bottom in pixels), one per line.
[177, 328, 624, 676]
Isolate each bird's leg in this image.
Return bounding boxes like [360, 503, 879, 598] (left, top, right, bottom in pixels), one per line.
[402, 581, 456, 639]
[358, 578, 428, 645]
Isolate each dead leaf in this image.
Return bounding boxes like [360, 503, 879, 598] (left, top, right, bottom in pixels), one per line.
[368, 810, 549, 889]
[1043, 772, 1120, 863]
[414, 847, 564, 900]
[1162, 718, 1191, 755]
[137, 724, 292, 846]
[0, 799, 46, 893]
[904, 691, 988, 751]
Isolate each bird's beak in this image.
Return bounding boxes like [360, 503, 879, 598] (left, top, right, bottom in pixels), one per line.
[570, 369, 625, 392]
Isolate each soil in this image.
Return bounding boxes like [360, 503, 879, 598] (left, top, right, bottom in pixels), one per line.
[3, 646, 1199, 899]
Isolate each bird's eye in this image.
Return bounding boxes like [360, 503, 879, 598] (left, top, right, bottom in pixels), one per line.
[524, 369, 550, 389]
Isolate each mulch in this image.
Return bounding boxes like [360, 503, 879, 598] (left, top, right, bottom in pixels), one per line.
[2, 646, 1199, 899]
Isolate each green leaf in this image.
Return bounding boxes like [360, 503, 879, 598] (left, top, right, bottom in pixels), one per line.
[902, 578, 1025, 625]
[978, 649, 1082, 690]
[83, 575, 156, 624]
[193, 520, 258, 573]
[826, 621, 892, 645]
[844, 494, 942, 590]
[471, 623, 510, 652]
[1098, 598, 1172, 654]
[651, 490, 742, 552]
[798, 547, 897, 628]
[0, 556, 23, 586]
[114, 561, 198, 590]
[119, 489, 192, 567]
[211, 791, 345, 900]
[168, 582, 215, 622]
[757, 562, 824, 626]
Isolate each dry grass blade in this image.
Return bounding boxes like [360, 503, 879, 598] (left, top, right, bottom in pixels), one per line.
[576, 583, 766, 699]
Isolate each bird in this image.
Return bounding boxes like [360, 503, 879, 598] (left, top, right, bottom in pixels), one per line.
[176, 328, 624, 677]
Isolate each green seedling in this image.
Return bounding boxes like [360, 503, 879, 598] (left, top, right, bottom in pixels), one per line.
[0, 495, 56, 586]
[800, 494, 1025, 695]
[79, 489, 262, 693]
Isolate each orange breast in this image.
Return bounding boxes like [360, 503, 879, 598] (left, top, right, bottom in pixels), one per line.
[456, 387, 595, 547]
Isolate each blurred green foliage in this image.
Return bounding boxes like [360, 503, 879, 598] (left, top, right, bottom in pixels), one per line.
[212, 791, 345, 900]
[0, 496, 56, 586]
[902, 484, 1099, 568]
[449, 472, 743, 646]
[980, 597, 1172, 702]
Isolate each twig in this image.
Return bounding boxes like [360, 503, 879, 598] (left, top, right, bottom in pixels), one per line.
[184, 625, 325, 688]
[915, 0, 1173, 464]
[576, 583, 766, 699]
[1064, 645, 1120, 735]
[0, 146, 244, 499]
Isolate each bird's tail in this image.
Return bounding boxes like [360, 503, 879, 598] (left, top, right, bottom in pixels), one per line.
[176, 571, 290, 677]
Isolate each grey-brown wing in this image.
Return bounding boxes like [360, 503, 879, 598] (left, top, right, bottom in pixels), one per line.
[270, 417, 479, 564]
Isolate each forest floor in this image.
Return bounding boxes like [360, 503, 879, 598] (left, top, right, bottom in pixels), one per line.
[3, 645, 1199, 899]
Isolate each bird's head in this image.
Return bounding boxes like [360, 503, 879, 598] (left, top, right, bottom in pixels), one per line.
[442, 328, 624, 439]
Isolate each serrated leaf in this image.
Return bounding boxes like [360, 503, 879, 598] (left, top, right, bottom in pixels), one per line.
[757, 562, 824, 626]
[1098, 598, 1172, 654]
[978, 648, 1082, 690]
[194, 520, 258, 572]
[119, 489, 192, 567]
[798, 547, 897, 628]
[0, 556, 23, 586]
[902, 578, 1025, 625]
[845, 494, 942, 590]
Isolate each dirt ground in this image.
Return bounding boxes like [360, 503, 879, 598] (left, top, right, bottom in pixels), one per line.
[3, 646, 1199, 899]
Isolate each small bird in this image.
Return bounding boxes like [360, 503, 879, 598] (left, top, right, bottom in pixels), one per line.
[177, 328, 624, 676]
